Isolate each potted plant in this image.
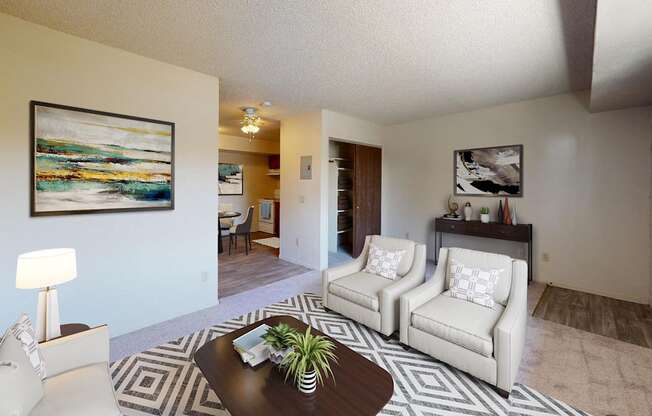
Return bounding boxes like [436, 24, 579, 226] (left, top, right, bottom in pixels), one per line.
[480, 207, 490, 223]
[281, 326, 338, 394]
[263, 323, 297, 364]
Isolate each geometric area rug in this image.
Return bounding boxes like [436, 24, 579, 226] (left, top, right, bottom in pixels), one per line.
[111, 293, 590, 416]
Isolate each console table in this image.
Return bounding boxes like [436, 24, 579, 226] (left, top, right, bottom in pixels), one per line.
[434, 218, 533, 283]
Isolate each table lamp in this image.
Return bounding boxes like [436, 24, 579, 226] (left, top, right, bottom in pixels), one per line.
[16, 248, 77, 342]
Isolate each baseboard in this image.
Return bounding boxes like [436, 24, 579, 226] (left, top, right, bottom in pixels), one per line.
[545, 281, 649, 305]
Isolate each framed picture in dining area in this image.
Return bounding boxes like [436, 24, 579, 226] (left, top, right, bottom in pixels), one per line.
[218, 163, 244, 195]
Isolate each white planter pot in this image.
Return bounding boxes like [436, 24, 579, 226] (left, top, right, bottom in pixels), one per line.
[298, 369, 317, 394]
[480, 214, 490, 223]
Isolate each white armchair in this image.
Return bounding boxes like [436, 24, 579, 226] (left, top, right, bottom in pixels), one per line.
[322, 235, 427, 337]
[400, 247, 527, 396]
[31, 325, 121, 415]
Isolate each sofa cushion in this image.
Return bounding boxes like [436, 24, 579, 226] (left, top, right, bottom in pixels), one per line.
[446, 248, 512, 306]
[364, 243, 405, 280]
[0, 330, 44, 416]
[411, 291, 504, 357]
[448, 260, 501, 308]
[10, 314, 46, 379]
[370, 235, 415, 277]
[329, 271, 393, 311]
[31, 362, 121, 416]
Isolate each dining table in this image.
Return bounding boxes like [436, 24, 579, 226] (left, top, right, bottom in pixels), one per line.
[218, 211, 241, 254]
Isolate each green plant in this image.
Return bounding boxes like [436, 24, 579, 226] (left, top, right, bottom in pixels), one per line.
[281, 326, 338, 387]
[480, 207, 490, 214]
[263, 323, 297, 350]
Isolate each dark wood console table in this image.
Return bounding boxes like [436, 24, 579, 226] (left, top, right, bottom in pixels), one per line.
[434, 218, 533, 283]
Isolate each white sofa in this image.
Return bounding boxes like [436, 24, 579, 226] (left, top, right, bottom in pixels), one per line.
[322, 235, 427, 337]
[1, 325, 122, 416]
[400, 247, 527, 396]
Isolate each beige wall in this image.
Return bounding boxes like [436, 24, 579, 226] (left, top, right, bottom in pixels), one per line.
[219, 134, 280, 154]
[0, 13, 220, 335]
[280, 112, 323, 269]
[383, 92, 651, 304]
[219, 150, 278, 232]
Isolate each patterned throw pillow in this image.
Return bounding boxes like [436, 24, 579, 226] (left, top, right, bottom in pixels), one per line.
[364, 244, 406, 280]
[448, 260, 502, 308]
[10, 315, 46, 380]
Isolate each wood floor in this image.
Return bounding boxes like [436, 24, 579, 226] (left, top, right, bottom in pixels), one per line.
[218, 232, 310, 298]
[533, 285, 652, 348]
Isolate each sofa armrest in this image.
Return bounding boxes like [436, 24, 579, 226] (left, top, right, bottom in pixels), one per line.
[322, 237, 370, 307]
[39, 325, 110, 378]
[494, 259, 528, 392]
[399, 248, 448, 343]
[378, 244, 427, 336]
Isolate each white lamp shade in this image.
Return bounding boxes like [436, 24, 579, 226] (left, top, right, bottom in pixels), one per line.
[16, 248, 77, 289]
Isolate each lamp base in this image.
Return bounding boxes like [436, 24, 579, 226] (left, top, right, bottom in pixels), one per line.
[36, 287, 61, 342]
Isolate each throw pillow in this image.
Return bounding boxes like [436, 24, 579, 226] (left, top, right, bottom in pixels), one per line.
[0, 330, 44, 416]
[364, 244, 406, 280]
[10, 314, 46, 380]
[448, 260, 501, 308]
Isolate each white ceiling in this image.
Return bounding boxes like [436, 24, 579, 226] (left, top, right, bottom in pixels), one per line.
[0, 0, 597, 126]
[590, 0, 652, 112]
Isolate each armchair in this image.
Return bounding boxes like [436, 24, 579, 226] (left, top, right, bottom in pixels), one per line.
[322, 235, 426, 337]
[30, 325, 122, 415]
[400, 247, 527, 396]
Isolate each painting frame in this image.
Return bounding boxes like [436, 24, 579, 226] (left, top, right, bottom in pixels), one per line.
[454, 144, 523, 197]
[218, 163, 244, 196]
[30, 101, 175, 216]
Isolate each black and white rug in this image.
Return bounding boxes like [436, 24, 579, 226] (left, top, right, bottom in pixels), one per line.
[110, 293, 589, 416]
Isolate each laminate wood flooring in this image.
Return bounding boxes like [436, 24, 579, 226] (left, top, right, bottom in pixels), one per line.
[533, 284, 652, 348]
[218, 232, 311, 298]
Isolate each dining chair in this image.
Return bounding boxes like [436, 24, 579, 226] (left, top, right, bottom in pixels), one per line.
[219, 203, 234, 237]
[229, 205, 255, 255]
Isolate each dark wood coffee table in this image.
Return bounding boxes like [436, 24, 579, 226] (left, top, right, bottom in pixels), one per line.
[194, 315, 393, 416]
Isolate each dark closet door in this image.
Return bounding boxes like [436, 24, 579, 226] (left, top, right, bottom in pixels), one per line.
[353, 144, 382, 257]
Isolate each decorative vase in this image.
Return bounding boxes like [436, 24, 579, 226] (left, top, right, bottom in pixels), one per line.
[480, 213, 490, 223]
[497, 200, 503, 224]
[299, 369, 317, 394]
[511, 207, 518, 226]
[503, 198, 512, 225]
[464, 202, 472, 221]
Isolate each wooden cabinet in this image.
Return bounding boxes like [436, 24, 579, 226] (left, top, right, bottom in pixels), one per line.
[330, 141, 382, 258]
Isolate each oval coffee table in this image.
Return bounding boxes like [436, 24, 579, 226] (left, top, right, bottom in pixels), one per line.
[194, 315, 394, 415]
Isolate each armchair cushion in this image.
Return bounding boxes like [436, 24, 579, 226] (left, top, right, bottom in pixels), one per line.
[370, 235, 415, 277]
[30, 362, 121, 416]
[411, 291, 504, 357]
[446, 248, 512, 306]
[329, 271, 393, 311]
[363, 243, 405, 280]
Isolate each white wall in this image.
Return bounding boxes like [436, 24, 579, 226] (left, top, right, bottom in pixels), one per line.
[0, 14, 220, 335]
[383, 92, 651, 304]
[219, 134, 280, 154]
[218, 150, 278, 232]
[279, 112, 323, 269]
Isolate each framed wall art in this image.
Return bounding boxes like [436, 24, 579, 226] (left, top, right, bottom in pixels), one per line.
[31, 101, 175, 216]
[218, 163, 244, 195]
[454, 144, 523, 196]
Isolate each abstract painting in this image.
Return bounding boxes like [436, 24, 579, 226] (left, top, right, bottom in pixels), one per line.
[454, 145, 522, 196]
[31, 101, 174, 216]
[218, 163, 243, 195]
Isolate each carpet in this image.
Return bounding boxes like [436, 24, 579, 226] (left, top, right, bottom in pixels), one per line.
[252, 236, 280, 249]
[111, 293, 589, 415]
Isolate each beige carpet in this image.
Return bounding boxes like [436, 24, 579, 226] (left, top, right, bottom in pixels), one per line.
[519, 283, 652, 416]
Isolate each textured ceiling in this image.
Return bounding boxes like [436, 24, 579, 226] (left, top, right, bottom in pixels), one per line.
[0, 0, 596, 125]
[590, 0, 652, 112]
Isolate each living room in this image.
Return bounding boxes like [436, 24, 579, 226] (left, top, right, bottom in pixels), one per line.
[1, 2, 651, 416]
